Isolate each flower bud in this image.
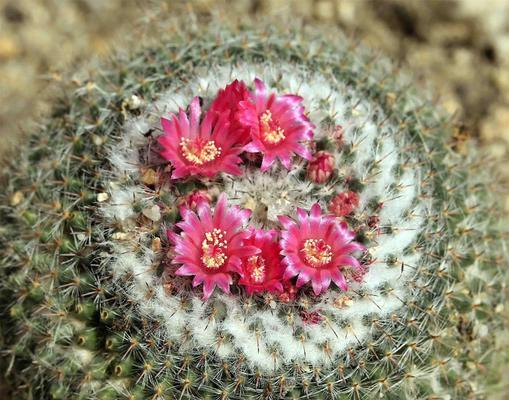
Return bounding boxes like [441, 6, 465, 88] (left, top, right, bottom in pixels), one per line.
[306, 151, 335, 184]
[328, 191, 359, 217]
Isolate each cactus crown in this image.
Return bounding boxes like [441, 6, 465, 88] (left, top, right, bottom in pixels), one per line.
[1, 23, 507, 399]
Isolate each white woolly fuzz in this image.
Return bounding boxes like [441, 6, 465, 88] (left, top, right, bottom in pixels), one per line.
[379, 170, 418, 224]
[223, 165, 316, 225]
[101, 63, 430, 370]
[102, 186, 146, 222]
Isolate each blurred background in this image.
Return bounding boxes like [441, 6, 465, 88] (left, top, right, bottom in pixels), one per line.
[1, 0, 508, 165]
[0, 0, 508, 397]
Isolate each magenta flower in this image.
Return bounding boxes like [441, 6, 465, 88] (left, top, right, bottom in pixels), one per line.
[209, 80, 251, 144]
[237, 78, 314, 171]
[168, 194, 259, 300]
[238, 229, 285, 295]
[158, 97, 244, 180]
[278, 204, 364, 296]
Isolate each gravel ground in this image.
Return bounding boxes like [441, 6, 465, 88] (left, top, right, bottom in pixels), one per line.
[0, 0, 139, 151]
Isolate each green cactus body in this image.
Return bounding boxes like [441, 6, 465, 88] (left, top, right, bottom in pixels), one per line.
[0, 23, 507, 399]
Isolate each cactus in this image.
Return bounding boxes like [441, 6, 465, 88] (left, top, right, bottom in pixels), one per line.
[0, 22, 507, 400]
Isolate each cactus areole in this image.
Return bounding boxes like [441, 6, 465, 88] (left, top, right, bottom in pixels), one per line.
[0, 23, 507, 400]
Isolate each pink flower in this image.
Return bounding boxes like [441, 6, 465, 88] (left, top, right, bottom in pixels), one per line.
[238, 229, 284, 294]
[237, 78, 314, 171]
[306, 151, 335, 183]
[328, 191, 360, 217]
[168, 194, 259, 300]
[278, 204, 364, 296]
[209, 80, 251, 144]
[158, 97, 244, 180]
[178, 189, 212, 214]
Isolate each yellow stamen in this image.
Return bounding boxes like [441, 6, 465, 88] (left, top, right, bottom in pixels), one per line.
[180, 138, 221, 165]
[247, 256, 266, 283]
[201, 228, 228, 269]
[260, 110, 285, 144]
[301, 239, 332, 268]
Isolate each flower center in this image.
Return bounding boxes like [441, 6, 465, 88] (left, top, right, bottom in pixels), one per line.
[301, 239, 333, 268]
[201, 229, 228, 269]
[246, 255, 266, 283]
[260, 110, 286, 145]
[180, 138, 221, 165]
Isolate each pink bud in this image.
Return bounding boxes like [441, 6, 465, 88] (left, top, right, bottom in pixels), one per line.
[306, 151, 335, 184]
[300, 309, 324, 325]
[178, 190, 212, 213]
[328, 191, 360, 217]
[278, 281, 298, 303]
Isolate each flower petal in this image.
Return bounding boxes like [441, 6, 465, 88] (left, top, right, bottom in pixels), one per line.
[202, 280, 216, 301]
[330, 268, 348, 291]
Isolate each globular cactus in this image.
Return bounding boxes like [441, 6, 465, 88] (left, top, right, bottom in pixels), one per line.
[1, 22, 507, 400]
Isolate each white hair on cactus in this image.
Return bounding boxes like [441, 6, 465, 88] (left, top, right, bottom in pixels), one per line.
[108, 244, 143, 277]
[102, 186, 145, 221]
[108, 117, 152, 176]
[223, 165, 316, 225]
[371, 207, 424, 261]
[379, 170, 418, 224]
[101, 63, 429, 370]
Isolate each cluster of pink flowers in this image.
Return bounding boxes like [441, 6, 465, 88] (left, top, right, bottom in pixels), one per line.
[167, 194, 365, 300]
[158, 79, 314, 178]
[160, 79, 366, 301]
